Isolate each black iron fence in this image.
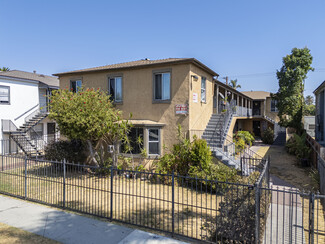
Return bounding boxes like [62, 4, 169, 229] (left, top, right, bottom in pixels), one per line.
[0, 154, 324, 243]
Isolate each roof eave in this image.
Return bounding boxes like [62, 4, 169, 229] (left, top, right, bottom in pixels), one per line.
[53, 58, 218, 77]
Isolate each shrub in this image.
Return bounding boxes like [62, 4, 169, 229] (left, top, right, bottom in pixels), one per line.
[261, 128, 274, 144]
[235, 131, 255, 146]
[204, 172, 270, 243]
[234, 137, 246, 154]
[286, 133, 311, 159]
[44, 139, 86, 163]
[155, 125, 239, 185]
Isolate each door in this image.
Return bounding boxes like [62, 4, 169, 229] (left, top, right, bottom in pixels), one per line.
[253, 101, 261, 115]
[47, 123, 56, 143]
[253, 121, 261, 137]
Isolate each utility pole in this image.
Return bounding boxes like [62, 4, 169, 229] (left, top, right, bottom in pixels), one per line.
[222, 76, 229, 85]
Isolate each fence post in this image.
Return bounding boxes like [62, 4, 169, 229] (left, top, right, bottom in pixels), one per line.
[110, 167, 114, 221]
[240, 157, 243, 176]
[172, 171, 175, 236]
[24, 156, 27, 199]
[309, 192, 315, 244]
[267, 155, 271, 188]
[255, 184, 260, 244]
[63, 159, 66, 209]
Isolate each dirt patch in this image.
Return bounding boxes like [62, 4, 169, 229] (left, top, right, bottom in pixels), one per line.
[256, 145, 319, 191]
[0, 222, 59, 244]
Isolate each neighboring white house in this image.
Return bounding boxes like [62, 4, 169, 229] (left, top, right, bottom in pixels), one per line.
[304, 116, 315, 138]
[0, 70, 59, 155]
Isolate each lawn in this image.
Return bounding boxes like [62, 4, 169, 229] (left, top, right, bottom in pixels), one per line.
[0, 222, 59, 244]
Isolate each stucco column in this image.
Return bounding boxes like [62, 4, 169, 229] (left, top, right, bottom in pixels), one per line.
[264, 100, 266, 116]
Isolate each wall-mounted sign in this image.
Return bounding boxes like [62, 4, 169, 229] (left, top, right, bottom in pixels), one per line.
[176, 104, 188, 115]
[193, 93, 198, 103]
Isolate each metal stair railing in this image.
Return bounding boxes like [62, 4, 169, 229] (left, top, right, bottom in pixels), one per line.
[1, 119, 18, 133]
[24, 103, 48, 123]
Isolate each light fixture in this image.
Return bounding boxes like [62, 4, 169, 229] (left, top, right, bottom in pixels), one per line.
[191, 75, 199, 81]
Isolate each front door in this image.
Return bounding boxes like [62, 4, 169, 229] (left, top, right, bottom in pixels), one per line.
[253, 121, 261, 137]
[47, 123, 56, 143]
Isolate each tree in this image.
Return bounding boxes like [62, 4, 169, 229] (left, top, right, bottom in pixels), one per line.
[230, 79, 241, 89]
[273, 47, 314, 134]
[305, 95, 314, 106]
[48, 88, 131, 166]
[304, 95, 315, 116]
[0, 67, 10, 71]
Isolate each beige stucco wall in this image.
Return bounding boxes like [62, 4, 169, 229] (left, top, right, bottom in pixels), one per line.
[188, 64, 214, 134]
[58, 64, 196, 155]
[265, 97, 280, 122]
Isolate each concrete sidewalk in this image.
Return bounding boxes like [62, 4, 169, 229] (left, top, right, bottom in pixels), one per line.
[0, 195, 187, 244]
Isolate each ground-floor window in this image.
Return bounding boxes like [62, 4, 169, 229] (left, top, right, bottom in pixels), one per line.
[121, 127, 144, 154]
[148, 128, 160, 155]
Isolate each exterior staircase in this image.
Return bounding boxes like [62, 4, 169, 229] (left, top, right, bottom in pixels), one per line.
[4, 106, 48, 156]
[202, 100, 263, 175]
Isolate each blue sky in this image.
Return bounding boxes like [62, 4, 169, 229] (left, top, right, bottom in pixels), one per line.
[1, 0, 325, 97]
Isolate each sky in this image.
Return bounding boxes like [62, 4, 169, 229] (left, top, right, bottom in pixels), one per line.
[1, 0, 325, 97]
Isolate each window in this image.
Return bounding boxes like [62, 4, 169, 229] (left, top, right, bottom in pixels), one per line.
[108, 77, 122, 102]
[121, 127, 144, 154]
[154, 72, 170, 101]
[271, 99, 278, 112]
[0, 85, 10, 104]
[201, 77, 206, 102]
[148, 128, 160, 155]
[71, 80, 82, 93]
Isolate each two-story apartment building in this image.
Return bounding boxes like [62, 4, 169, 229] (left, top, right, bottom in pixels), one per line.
[54, 58, 281, 161]
[55, 58, 219, 156]
[0, 70, 59, 155]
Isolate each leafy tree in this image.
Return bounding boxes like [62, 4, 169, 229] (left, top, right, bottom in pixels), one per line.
[48, 88, 131, 166]
[230, 79, 241, 89]
[0, 67, 10, 71]
[305, 95, 314, 106]
[273, 47, 314, 134]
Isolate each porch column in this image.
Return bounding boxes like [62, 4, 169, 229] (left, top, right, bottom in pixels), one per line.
[231, 92, 234, 101]
[264, 100, 266, 116]
[216, 85, 219, 114]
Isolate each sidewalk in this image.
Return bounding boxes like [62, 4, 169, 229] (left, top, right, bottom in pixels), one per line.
[0, 195, 187, 244]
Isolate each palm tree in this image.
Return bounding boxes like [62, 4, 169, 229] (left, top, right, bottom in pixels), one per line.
[0, 67, 10, 71]
[230, 79, 241, 89]
[305, 95, 314, 105]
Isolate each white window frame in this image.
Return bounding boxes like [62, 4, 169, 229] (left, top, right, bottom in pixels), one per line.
[70, 80, 82, 93]
[271, 99, 278, 112]
[153, 72, 170, 101]
[108, 76, 123, 102]
[0, 85, 10, 105]
[201, 77, 206, 103]
[148, 128, 160, 156]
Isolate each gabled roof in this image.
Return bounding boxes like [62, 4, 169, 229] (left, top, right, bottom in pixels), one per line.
[0, 70, 59, 88]
[53, 58, 218, 77]
[241, 91, 271, 100]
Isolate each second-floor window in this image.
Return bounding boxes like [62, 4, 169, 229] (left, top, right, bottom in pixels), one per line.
[0, 85, 10, 104]
[271, 99, 278, 112]
[154, 72, 170, 101]
[109, 77, 122, 102]
[201, 77, 206, 103]
[71, 80, 82, 93]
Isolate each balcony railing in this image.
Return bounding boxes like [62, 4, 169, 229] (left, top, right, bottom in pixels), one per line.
[234, 106, 252, 117]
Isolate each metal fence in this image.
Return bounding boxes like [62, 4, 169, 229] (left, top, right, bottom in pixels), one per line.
[0, 154, 324, 243]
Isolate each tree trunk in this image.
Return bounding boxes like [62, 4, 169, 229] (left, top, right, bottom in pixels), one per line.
[87, 140, 99, 166]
